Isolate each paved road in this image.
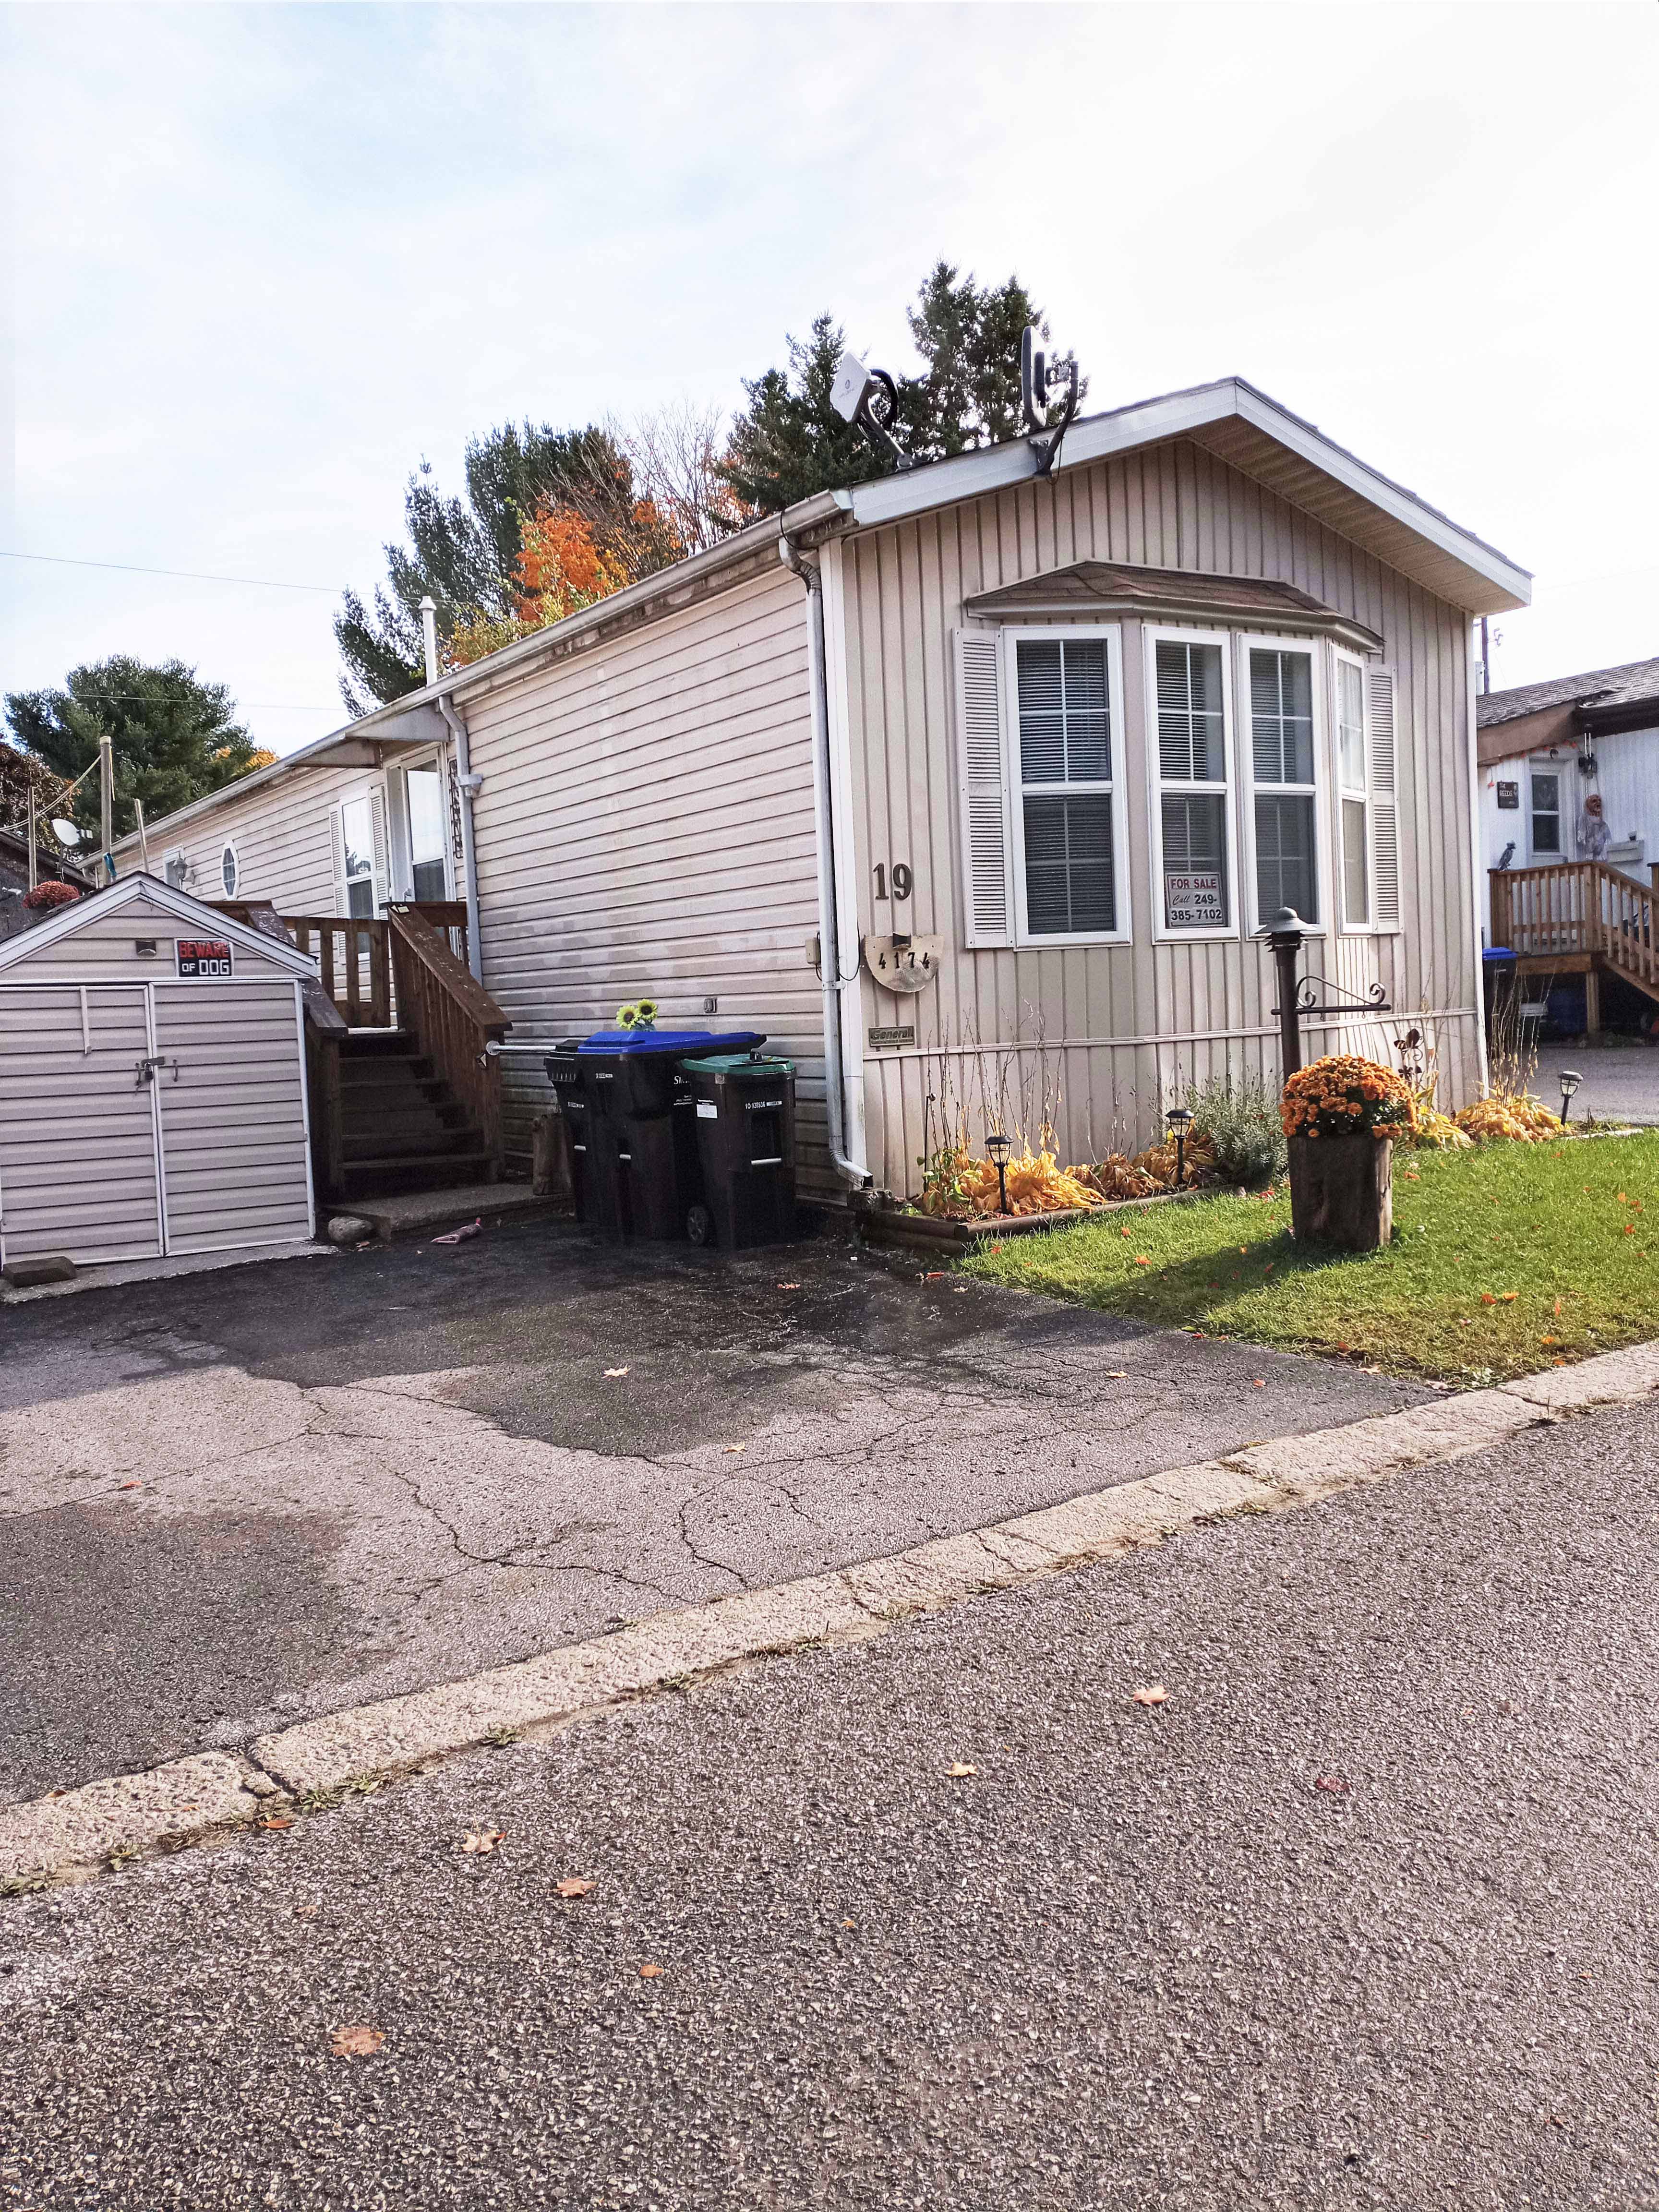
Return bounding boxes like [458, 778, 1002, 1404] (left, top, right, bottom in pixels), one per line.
[0, 1217, 1422, 1805]
[4, 1395, 1657, 2209]
[1532, 1039, 1659, 1126]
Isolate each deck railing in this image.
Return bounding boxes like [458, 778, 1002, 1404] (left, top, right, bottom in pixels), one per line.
[385, 903, 509, 1177]
[1491, 860, 1659, 993]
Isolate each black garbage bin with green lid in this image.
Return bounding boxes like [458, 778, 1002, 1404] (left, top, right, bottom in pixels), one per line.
[679, 1049, 796, 1250]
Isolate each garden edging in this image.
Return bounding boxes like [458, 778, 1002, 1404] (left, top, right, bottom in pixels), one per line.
[5, 1333, 1659, 1895]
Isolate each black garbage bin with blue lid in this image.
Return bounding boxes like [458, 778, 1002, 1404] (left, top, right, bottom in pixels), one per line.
[568, 1027, 766, 1241]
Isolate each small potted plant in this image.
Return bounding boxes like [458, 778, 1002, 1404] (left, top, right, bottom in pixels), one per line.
[1280, 1054, 1412, 1250]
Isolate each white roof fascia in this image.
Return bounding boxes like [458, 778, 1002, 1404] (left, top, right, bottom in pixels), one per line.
[0, 872, 318, 976]
[843, 376, 1533, 611]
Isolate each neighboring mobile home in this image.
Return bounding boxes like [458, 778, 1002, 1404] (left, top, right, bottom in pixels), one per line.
[1477, 656, 1659, 1034]
[114, 376, 1531, 1204]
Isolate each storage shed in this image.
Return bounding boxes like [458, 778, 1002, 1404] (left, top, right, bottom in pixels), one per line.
[0, 874, 318, 1268]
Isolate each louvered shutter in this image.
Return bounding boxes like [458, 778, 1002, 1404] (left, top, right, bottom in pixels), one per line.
[1366, 666, 1401, 929]
[328, 804, 349, 915]
[369, 786, 391, 914]
[954, 629, 1014, 947]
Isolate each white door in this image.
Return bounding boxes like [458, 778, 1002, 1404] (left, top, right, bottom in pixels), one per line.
[0, 984, 164, 1265]
[150, 979, 314, 1254]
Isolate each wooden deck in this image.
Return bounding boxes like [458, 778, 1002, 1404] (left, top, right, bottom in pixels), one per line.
[1491, 861, 1659, 1029]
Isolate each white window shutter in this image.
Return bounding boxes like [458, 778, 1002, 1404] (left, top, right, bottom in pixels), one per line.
[954, 629, 1013, 947]
[328, 805, 349, 915]
[1366, 666, 1401, 928]
[369, 786, 391, 912]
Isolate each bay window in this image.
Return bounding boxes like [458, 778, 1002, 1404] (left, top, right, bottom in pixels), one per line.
[1248, 646, 1318, 926]
[1153, 635, 1231, 932]
[1008, 632, 1126, 941]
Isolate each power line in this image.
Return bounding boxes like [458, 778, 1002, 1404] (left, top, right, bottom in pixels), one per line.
[52, 693, 340, 711]
[0, 549, 345, 593]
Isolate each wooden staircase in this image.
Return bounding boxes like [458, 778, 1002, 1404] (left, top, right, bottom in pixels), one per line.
[334, 1030, 495, 1198]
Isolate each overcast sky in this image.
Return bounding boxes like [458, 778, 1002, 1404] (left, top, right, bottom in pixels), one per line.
[3, 1, 1656, 757]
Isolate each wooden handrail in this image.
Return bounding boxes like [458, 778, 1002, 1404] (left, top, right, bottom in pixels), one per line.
[385, 904, 510, 1178]
[1489, 860, 1658, 992]
[283, 914, 392, 1028]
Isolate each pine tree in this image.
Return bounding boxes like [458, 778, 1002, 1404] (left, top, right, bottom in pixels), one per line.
[3, 658, 270, 845]
[716, 262, 1062, 515]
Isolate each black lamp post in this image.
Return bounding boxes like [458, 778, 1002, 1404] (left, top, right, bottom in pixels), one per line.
[1559, 1068, 1583, 1126]
[1165, 1104, 1194, 1189]
[986, 1129, 1012, 1216]
[1258, 906, 1310, 1082]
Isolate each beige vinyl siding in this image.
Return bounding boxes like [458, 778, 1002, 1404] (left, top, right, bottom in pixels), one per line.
[153, 765, 372, 917]
[10, 890, 306, 982]
[460, 570, 829, 1185]
[150, 979, 313, 1251]
[0, 984, 163, 1264]
[841, 436, 1479, 1191]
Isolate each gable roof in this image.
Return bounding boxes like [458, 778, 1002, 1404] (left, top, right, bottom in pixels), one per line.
[1478, 655, 1659, 728]
[0, 871, 319, 975]
[963, 560, 1383, 652]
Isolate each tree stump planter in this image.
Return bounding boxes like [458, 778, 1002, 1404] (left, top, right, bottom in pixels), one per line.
[1287, 1133, 1394, 1251]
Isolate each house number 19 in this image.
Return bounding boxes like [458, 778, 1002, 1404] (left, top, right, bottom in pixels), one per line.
[873, 862, 913, 901]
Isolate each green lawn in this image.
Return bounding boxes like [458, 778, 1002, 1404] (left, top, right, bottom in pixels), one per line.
[959, 1132, 1659, 1384]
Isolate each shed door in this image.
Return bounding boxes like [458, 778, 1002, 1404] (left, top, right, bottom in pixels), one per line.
[151, 979, 313, 1254]
[0, 985, 164, 1266]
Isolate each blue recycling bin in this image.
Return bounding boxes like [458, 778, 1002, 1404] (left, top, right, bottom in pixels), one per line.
[567, 1027, 766, 1241]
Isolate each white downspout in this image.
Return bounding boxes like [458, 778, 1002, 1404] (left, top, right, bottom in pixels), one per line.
[780, 533, 870, 1190]
[422, 599, 485, 986]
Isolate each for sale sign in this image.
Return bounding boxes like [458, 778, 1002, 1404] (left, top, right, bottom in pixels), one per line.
[176, 938, 233, 978]
[1164, 870, 1226, 927]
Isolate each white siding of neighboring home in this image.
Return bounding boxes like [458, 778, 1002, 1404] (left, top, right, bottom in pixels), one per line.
[152, 762, 379, 916]
[836, 435, 1480, 1189]
[0, 891, 313, 1262]
[459, 569, 828, 1185]
[1582, 727, 1659, 882]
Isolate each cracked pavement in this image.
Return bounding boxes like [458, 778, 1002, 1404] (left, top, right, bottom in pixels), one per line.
[0, 1216, 1426, 1804]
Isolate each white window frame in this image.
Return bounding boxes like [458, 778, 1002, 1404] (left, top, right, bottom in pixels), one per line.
[1527, 756, 1565, 866]
[1145, 623, 1239, 944]
[1333, 647, 1377, 934]
[1002, 624, 1132, 948]
[218, 841, 240, 900]
[335, 785, 383, 920]
[1238, 632, 1329, 938]
[398, 747, 454, 903]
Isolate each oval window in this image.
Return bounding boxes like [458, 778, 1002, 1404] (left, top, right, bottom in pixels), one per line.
[220, 843, 239, 898]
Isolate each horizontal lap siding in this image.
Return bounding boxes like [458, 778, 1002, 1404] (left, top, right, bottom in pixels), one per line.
[148, 768, 364, 914]
[843, 440, 1478, 1193]
[152, 981, 312, 1251]
[464, 573, 830, 1189]
[0, 986, 162, 1263]
[12, 894, 305, 982]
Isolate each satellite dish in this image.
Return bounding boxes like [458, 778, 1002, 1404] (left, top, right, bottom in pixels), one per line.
[51, 819, 84, 847]
[830, 350, 912, 471]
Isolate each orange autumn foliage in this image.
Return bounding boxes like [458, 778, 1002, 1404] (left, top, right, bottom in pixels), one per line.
[447, 499, 678, 669]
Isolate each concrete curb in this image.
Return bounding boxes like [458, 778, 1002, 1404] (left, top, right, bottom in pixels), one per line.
[8, 1337, 1659, 1891]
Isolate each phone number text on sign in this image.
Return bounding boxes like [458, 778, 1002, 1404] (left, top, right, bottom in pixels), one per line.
[1165, 870, 1225, 926]
[176, 939, 233, 978]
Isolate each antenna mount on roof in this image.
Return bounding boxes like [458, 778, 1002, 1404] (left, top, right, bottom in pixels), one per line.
[1020, 325, 1080, 478]
[830, 352, 913, 472]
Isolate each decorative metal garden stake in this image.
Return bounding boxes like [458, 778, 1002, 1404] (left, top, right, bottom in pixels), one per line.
[1559, 1068, 1582, 1126]
[1165, 1104, 1194, 1190]
[986, 1129, 1012, 1216]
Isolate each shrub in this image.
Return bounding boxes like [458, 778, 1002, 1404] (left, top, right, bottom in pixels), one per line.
[1280, 1055, 1412, 1141]
[22, 879, 80, 911]
[1187, 1072, 1287, 1185]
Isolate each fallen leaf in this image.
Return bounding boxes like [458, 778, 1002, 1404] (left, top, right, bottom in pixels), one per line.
[1500, 1291, 1518, 1303]
[603, 1366, 630, 1378]
[293, 1903, 318, 1918]
[1132, 1685, 1169, 1707]
[988, 1242, 1004, 1253]
[1624, 1225, 1636, 1236]
[459, 1829, 505, 1855]
[638, 1962, 664, 1979]
[723, 1443, 745, 1455]
[1134, 1255, 1151, 1267]
[117, 1479, 142, 1491]
[841, 1918, 856, 1929]
[1336, 1341, 1350, 1354]
[1106, 1370, 1128, 1378]
[1480, 1292, 1497, 1306]
[1553, 1298, 1563, 1317]
[945, 1761, 978, 1778]
[1313, 1775, 1350, 1794]
[330, 2024, 384, 2057]
[431, 1218, 482, 1246]
[924, 1271, 946, 1280]
[1618, 1192, 1628, 1204]
[555, 1877, 595, 1899]
[1120, 1226, 1132, 1238]
[259, 1815, 294, 1831]
[777, 1282, 800, 1290]
[1540, 1336, 1558, 1346]
[1251, 1379, 1266, 1389]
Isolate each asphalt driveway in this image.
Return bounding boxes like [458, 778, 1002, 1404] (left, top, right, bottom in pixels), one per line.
[0, 1214, 1427, 1806]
